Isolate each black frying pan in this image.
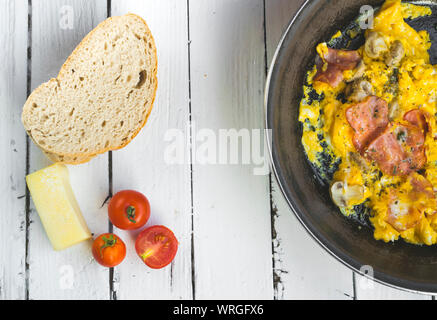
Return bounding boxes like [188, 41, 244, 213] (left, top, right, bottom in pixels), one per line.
[265, 0, 437, 294]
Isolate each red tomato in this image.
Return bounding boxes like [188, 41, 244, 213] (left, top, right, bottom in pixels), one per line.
[92, 233, 126, 268]
[108, 190, 150, 230]
[135, 226, 178, 269]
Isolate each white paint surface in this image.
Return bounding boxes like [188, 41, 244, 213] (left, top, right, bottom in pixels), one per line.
[0, 0, 28, 300]
[0, 0, 432, 300]
[189, 0, 274, 299]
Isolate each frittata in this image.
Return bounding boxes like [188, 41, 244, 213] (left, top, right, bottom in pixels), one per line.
[299, 0, 437, 245]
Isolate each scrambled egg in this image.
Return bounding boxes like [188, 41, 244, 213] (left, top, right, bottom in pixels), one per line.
[299, 0, 437, 245]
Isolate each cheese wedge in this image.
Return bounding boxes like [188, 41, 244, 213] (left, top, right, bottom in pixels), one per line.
[26, 163, 92, 250]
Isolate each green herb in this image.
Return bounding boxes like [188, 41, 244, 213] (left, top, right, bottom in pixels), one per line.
[126, 206, 137, 224]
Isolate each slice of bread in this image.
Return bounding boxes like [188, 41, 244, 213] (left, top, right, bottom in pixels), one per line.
[22, 14, 157, 164]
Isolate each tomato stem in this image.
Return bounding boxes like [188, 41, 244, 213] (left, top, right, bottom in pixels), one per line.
[100, 234, 117, 258]
[126, 205, 136, 223]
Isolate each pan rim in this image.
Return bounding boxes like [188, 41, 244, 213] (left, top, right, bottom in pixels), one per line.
[264, 0, 437, 296]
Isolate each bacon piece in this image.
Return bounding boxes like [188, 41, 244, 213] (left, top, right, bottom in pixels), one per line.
[409, 174, 435, 199]
[323, 48, 362, 70]
[364, 123, 426, 176]
[386, 174, 435, 232]
[403, 109, 429, 134]
[314, 61, 344, 87]
[314, 48, 361, 87]
[346, 96, 389, 153]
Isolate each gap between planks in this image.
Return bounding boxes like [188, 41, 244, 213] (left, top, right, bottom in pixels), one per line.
[106, 0, 116, 301]
[262, 0, 282, 300]
[24, 0, 32, 301]
[186, 0, 197, 301]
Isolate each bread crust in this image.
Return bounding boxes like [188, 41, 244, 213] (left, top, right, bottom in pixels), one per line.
[23, 14, 158, 164]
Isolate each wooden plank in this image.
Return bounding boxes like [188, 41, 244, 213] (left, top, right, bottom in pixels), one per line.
[0, 0, 28, 300]
[189, 0, 273, 299]
[270, 179, 355, 300]
[266, 0, 430, 300]
[110, 0, 193, 300]
[27, 0, 110, 299]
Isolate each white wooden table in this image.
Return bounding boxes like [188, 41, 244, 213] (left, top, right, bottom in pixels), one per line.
[0, 0, 434, 300]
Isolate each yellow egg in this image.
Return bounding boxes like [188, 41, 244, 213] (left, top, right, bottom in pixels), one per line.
[299, 0, 437, 245]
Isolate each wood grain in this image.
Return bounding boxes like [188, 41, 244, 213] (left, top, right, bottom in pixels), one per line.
[111, 0, 193, 300]
[27, 0, 110, 299]
[0, 0, 28, 300]
[189, 0, 274, 299]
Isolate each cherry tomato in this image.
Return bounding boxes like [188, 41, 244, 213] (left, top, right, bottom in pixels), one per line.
[92, 233, 126, 267]
[108, 190, 150, 230]
[135, 225, 178, 269]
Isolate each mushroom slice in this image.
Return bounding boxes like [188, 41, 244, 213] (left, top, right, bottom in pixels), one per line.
[345, 79, 374, 103]
[330, 181, 365, 208]
[364, 31, 388, 59]
[385, 40, 405, 67]
[346, 60, 366, 83]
